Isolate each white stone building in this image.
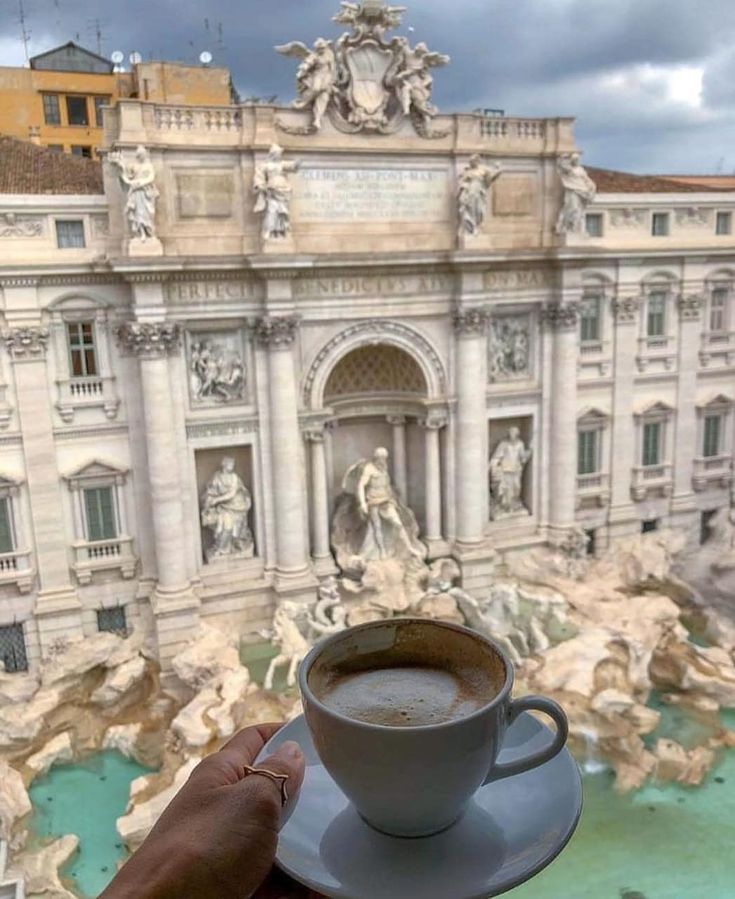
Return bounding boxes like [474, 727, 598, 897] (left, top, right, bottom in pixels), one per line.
[0, 3, 733, 673]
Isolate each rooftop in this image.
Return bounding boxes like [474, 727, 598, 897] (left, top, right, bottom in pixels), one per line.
[587, 167, 735, 193]
[0, 137, 103, 195]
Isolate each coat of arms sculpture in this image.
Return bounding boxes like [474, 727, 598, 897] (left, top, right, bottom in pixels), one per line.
[276, 0, 450, 138]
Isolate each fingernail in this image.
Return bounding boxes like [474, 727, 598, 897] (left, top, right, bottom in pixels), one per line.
[272, 740, 303, 762]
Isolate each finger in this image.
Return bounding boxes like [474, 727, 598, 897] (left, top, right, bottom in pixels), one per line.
[237, 740, 306, 820]
[188, 724, 287, 789]
[221, 723, 285, 764]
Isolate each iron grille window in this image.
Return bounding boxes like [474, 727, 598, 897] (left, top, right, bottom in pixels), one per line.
[0, 498, 15, 555]
[56, 220, 85, 248]
[703, 415, 722, 458]
[710, 287, 729, 333]
[42, 94, 60, 125]
[642, 422, 662, 467]
[716, 212, 732, 236]
[652, 213, 670, 237]
[67, 322, 98, 377]
[97, 607, 128, 637]
[66, 95, 89, 126]
[83, 486, 118, 542]
[701, 510, 718, 545]
[577, 430, 600, 475]
[0, 624, 28, 673]
[580, 294, 601, 342]
[647, 292, 667, 337]
[642, 519, 659, 534]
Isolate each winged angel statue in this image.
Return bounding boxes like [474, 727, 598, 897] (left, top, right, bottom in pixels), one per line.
[276, 1, 449, 137]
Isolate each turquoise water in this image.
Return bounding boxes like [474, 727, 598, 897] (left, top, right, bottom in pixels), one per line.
[29, 750, 152, 898]
[514, 710, 735, 899]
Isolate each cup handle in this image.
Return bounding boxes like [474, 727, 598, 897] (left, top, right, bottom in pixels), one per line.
[484, 695, 569, 784]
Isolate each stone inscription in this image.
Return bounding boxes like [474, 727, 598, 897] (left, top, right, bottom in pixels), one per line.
[483, 269, 552, 291]
[293, 167, 450, 223]
[492, 175, 537, 217]
[176, 173, 234, 219]
[165, 279, 257, 303]
[293, 272, 453, 299]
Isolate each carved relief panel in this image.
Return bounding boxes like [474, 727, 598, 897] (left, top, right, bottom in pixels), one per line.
[186, 330, 247, 407]
[488, 314, 533, 382]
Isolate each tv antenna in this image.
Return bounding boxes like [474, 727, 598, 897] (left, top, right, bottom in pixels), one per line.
[199, 50, 213, 67]
[17, 0, 31, 63]
[88, 17, 106, 55]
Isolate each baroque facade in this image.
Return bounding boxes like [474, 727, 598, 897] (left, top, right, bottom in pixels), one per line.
[1, 2, 734, 673]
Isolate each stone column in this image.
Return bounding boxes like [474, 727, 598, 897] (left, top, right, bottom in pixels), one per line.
[421, 416, 446, 547]
[387, 415, 408, 500]
[116, 321, 200, 668]
[453, 308, 491, 547]
[255, 315, 313, 591]
[672, 294, 703, 524]
[4, 325, 82, 653]
[543, 301, 580, 536]
[305, 427, 336, 574]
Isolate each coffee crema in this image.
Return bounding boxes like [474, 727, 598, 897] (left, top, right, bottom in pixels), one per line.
[316, 663, 498, 727]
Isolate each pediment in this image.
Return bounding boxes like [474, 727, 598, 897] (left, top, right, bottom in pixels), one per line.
[577, 406, 609, 422]
[64, 459, 128, 483]
[698, 393, 734, 410]
[635, 400, 675, 418]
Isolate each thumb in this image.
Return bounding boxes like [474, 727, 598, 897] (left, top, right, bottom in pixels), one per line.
[239, 740, 306, 815]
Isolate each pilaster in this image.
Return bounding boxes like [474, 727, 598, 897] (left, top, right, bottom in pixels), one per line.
[671, 293, 703, 522]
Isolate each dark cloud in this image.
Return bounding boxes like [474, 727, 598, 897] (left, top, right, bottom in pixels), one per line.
[7, 0, 735, 172]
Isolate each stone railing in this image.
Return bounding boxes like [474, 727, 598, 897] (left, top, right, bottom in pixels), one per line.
[0, 549, 34, 594]
[636, 336, 676, 372]
[478, 117, 546, 141]
[631, 464, 674, 501]
[575, 472, 611, 509]
[71, 536, 137, 585]
[55, 376, 119, 424]
[153, 105, 243, 132]
[692, 455, 734, 492]
[700, 331, 735, 368]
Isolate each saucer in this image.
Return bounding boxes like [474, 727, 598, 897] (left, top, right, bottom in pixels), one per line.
[257, 713, 583, 899]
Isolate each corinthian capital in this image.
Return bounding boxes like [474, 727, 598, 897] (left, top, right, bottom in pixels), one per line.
[453, 306, 490, 336]
[3, 326, 50, 359]
[541, 301, 580, 331]
[254, 314, 301, 348]
[678, 294, 703, 321]
[115, 322, 182, 358]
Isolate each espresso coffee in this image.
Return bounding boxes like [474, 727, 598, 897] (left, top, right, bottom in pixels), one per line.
[317, 664, 496, 727]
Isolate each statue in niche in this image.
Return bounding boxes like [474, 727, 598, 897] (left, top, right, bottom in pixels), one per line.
[393, 38, 450, 128]
[253, 145, 301, 240]
[555, 153, 597, 235]
[332, 447, 426, 567]
[200, 457, 254, 563]
[457, 155, 502, 236]
[489, 427, 532, 519]
[275, 38, 338, 131]
[108, 145, 160, 241]
[190, 337, 245, 404]
[489, 317, 531, 381]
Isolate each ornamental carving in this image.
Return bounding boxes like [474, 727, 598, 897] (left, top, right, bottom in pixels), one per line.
[276, 1, 450, 138]
[612, 295, 640, 323]
[609, 208, 646, 229]
[3, 327, 49, 359]
[0, 213, 44, 238]
[541, 301, 580, 331]
[254, 315, 301, 348]
[675, 207, 710, 228]
[453, 307, 490, 336]
[115, 322, 182, 358]
[678, 294, 704, 321]
[489, 315, 531, 382]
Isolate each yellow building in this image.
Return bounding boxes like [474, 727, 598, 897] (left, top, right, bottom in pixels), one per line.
[0, 42, 236, 158]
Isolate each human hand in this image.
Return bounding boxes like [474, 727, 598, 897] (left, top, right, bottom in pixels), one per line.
[101, 723, 321, 899]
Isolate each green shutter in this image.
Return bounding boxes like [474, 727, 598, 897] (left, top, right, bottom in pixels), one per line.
[0, 499, 13, 554]
[578, 431, 598, 476]
[84, 487, 117, 541]
[703, 416, 721, 458]
[643, 423, 661, 467]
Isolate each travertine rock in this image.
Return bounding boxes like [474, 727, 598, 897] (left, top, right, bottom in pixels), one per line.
[0, 762, 31, 841]
[171, 624, 241, 689]
[16, 834, 78, 899]
[91, 655, 147, 707]
[25, 732, 73, 778]
[102, 724, 143, 761]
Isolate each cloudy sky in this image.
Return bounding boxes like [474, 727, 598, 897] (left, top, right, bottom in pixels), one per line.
[4, 0, 735, 173]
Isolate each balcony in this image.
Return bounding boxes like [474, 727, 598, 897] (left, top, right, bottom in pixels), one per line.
[631, 464, 674, 501]
[0, 549, 33, 594]
[693, 455, 734, 492]
[700, 331, 735, 368]
[575, 473, 611, 509]
[636, 337, 676, 373]
[578, 340, 612, 379]
[56, 376, 120, 424]
[71, 536, 137, 586]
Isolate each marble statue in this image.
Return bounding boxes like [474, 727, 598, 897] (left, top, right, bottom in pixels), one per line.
[190, 337, 245, 404]
[457, 155, 502, 236]
[489, 317, 531, 381]
[489, 427, 532, 518]
[200, 457, 254, 563]
[393, 38, 450, 128]
[253, 145, 301, 240]
[264, 602, 310, 691]
[275, 38, 338, 131]
[334, 1, 407, 40]
[108, 146, 160, 241]
[555, 153, 597, 236]
[308, 577, 349, 638]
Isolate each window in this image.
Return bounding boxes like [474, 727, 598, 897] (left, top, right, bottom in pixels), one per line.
[42, 94, 60, 125]
[55, 220, 85, 249]
[94, 96, 110, 127]
[70, 145, 92, 158]
[642, 519, 660, 534]
[716, 212, 732, 236]
[642, 421, 662, 467]
[703, 415, 722, 458]
[580, 294, 602, 342]
[47, 144, 64, 153]
[66, 95, 89, 126]
[647, 292, 667, 337]
[83, 486, 118, 542]
[652, 213, 670, 237]
[585, 529, 597, 556]
[585, 214, 603, 237]
[0, 624, 28, 673]
[578, 430, 600, 475]
[710, 287, 729, 333]
[701, 510, 718, 545]
[67, 322, 98, 377]
[97, 607, 128, 637]
[0, 497, 15, 555]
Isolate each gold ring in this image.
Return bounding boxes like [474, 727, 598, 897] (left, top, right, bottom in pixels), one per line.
[244, 765, 289, 805]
